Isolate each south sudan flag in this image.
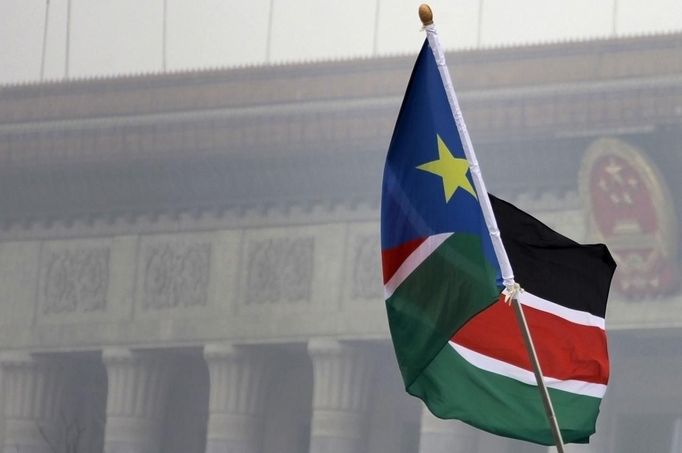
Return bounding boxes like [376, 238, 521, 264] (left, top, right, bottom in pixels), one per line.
[381, 40, 616, 446]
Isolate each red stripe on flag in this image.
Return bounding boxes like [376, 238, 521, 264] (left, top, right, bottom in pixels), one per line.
[381, 237, 426, 284]
[452, 295, 609, 385]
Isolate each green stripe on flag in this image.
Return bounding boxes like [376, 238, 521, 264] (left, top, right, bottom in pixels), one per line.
[409, 343, 601, 445]
[385, 233, 499, 386]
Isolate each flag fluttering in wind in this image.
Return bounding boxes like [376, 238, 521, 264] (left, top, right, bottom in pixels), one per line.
[380, 36, 616, 446]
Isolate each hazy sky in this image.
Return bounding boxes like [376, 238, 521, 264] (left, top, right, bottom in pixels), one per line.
[1, 0, 682, 84]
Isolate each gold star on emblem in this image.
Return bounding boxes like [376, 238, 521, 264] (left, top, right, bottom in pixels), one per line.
[417, 135, 477, 202]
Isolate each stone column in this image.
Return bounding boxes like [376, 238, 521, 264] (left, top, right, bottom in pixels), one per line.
[102, 348, 172, 453]
[418, 408, 477, 453]
[307, 339, 374, 453]
[204, 344, 270, 453]
[670, 418, 682, 453]
[0, 352, 66, 453]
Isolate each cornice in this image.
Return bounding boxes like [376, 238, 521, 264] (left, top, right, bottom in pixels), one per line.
[1, 73, 681, 168]
[0, 199, 379, 242]
[1, 32, 681, 124]
[0, 187, 585, 242]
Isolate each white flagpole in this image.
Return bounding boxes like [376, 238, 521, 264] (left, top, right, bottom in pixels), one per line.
[418, 5, 566, 452]
[40, 0, 51, 80]
[65, 0, 71, 79]
[162, 0, 168, 71]
[476, 0, 484, 47]
[265, 0, 275, 62]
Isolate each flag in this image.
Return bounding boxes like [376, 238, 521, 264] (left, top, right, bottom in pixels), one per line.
[381, 40, 616, 445]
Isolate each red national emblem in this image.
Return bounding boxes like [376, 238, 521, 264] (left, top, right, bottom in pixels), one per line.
[580, 138, 678, 297]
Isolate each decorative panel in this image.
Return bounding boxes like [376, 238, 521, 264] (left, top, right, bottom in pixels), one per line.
[245, 237, 313, 304]
[143, 242, 211, 309]
[42, 248, 109, 314]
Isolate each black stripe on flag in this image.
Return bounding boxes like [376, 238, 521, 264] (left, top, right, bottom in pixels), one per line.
[490, 194, 616, 319]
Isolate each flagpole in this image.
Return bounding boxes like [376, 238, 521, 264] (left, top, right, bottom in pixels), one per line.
[40, 0, 51, 81]
[65, 0, 71, 79]
[511, 296, 566, 452]
[418, 5, 566, 452]
[265, 0, 275, 62]
[162, 0, 168, 71]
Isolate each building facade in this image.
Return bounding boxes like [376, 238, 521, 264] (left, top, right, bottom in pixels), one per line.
[1, 32, 682, 453]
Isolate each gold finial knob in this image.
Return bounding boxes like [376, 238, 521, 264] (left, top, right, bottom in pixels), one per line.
[419, 4, 433, 26]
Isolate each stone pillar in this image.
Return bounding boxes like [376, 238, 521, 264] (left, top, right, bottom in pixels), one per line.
[307, 339, 374, 453]
[102, 348, 172, 453]
[418, 408, 477, 453]
[670, 418, 682, 453]
[0, 352, 66, 453]
[204, 344, 270, 453]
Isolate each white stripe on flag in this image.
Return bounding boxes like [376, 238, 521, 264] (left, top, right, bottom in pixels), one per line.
[450, 342, 607, 399]
[519, 291, 605, 330]
[384, 233, 452, 300]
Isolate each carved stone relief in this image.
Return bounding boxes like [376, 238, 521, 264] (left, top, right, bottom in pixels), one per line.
[43, 248, 109, 314]
[351, 234, 383, 300]
[143, 242, 211, 309]
[580, 137, 679, 297]
[246, 237, 313, 304]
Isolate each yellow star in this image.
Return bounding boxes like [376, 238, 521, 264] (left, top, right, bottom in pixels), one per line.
[416, 135, 477, 202]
